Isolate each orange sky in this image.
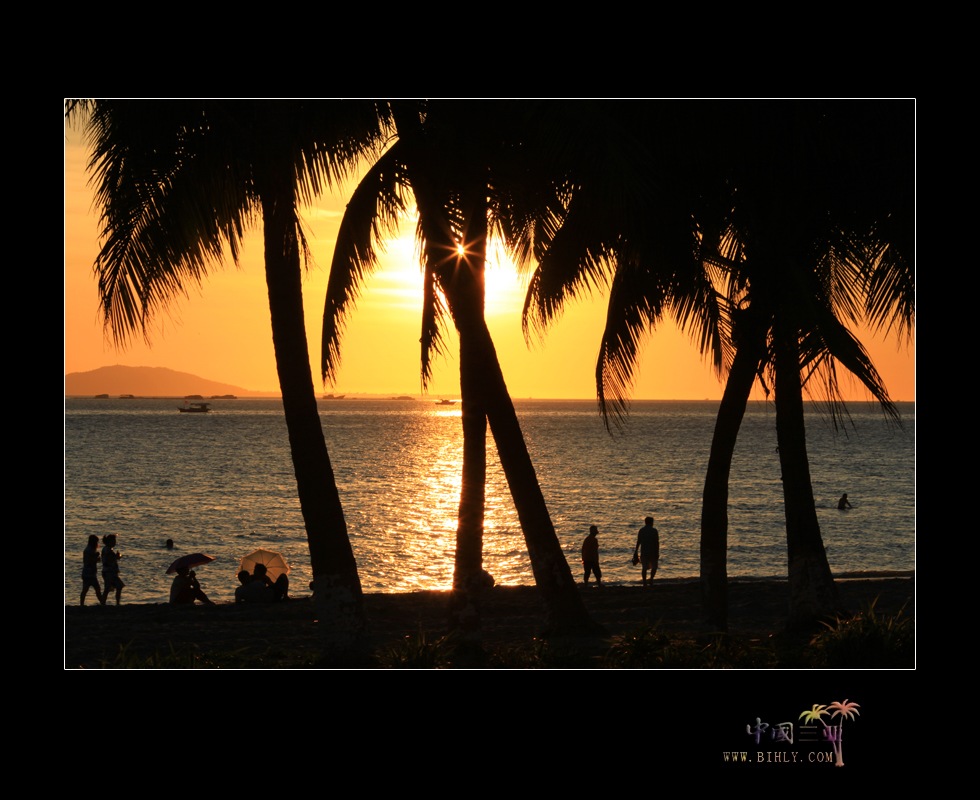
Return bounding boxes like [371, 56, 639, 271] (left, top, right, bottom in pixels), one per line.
[64, 126, 915, 402]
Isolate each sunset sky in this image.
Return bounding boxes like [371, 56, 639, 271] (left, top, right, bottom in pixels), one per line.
[64, 123, 915, 402]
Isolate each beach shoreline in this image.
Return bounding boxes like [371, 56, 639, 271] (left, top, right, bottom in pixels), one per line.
[65, 571, 913, 669]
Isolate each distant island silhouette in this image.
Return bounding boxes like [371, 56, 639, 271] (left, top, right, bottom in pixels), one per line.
[64, 365, 278, 398]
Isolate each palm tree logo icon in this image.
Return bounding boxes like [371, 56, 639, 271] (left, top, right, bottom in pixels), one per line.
[800, 700, 861, 767]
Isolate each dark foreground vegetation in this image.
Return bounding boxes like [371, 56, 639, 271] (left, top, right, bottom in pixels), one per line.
[66, 576, 913, 669]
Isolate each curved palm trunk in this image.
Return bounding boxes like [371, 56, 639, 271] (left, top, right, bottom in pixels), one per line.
[447, 333, 488, 631]
[462, 313, 599, 637]
[402, 136, 598, 637]
[773, 331, 840, 629]
[447, 200, 489, 638]
[700, 339, 762, 631]
[260, 182, 367, 653]
[437, 258, 597, 635]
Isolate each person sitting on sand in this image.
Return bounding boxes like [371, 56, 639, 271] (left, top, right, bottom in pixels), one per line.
[235, 563, 289, 603]
[253, 562, 289, 600]
[235, 569, 267, 603]
[170, 567, 216, 605]
[838, 493, 853, 510]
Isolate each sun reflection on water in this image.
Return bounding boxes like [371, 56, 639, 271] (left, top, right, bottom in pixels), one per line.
[65, 398, 914, 604]
[398, 429, 463, 591]
[340, 404, 532, 593]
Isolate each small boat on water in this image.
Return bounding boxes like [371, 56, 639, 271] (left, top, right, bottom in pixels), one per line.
[322, 394, 346, 400]
[178, 402, 211, 413]
[435, 399, 456, 406]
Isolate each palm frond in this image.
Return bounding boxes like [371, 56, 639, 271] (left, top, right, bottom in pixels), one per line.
[797, 303, 900, 430]
[86, 101, 256, 345]
[419, 256, 450, 390]
[864, 230, 915, 340]
[321, 146, 410, 383]
[522, 213, 613, 340]
[412, 188, 460, 388]
[287, 99, 395, 203]
[595, 257, 675, 428]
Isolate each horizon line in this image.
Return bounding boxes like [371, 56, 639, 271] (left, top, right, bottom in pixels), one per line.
[65, 394, 916, 403]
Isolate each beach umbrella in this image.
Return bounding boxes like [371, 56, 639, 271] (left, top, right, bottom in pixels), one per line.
[240, 549, 291, 582]
[166, 553, 216, 574]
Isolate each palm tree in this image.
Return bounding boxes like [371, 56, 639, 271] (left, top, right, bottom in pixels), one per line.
[799, 703, 833, 751]
[526, 100, 914, 631]
[799, 704, 831, 726]
[520, 101, 734, 617]
[827, 699, 860, 767]
[692, 100, 914, 630]
[66, 99, 392, 654]
[322, 100, 600, 637]
[321, 100, 493, 637]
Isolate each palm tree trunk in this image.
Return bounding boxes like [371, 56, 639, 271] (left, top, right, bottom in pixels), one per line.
[448, 335, 488, 622]
[260, 181, 367, 653]
[447, 200, 489, 639]
[773, 331, 840, 630]
[700, 338, 761, 631]
[437, 254, 598, 635]
[402, 145, 598, 636]
[466, 316, 600, 637]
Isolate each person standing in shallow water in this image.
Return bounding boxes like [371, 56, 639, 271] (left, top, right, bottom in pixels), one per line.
[581, 525, 603, 587]
[838, 493, 853, 510]
[101, 534, 124, 605]
[633, 516, 660, 588]
[80, 534, 104, 606]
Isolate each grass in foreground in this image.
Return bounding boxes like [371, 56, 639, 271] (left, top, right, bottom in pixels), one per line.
[804, 597, 915, 668]
[89, 599, 912, 668]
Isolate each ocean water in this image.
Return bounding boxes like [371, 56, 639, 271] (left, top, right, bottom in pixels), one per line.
[63, 397, 915, 605]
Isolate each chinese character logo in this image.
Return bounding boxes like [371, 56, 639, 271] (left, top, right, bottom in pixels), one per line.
[746, 717, 794, 744]
[798, 700, 861, 767]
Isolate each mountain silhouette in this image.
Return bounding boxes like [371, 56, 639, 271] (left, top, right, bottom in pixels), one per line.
[65, 365, 275, 397]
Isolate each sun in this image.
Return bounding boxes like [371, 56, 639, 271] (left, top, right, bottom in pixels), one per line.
[452, 236, 525, 315]
[371, 229, 525, 317]
[483, 242, 525, 316]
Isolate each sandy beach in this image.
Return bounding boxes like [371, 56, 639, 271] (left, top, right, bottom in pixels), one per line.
[64, 571, 913, 669]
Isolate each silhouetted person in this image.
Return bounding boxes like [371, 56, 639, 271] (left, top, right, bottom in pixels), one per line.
[80, 534, 105, 606]
[169, 567, 215, 605]
[165, 538, 174, 549]
[235, 563, 289, 602]
[633, 516, 660, 588]
[235, 568, 265, 603]
[838, 493, 853, 510]
[235, 569, 256, 603]
[101, 533, 124, 605]
[581, 525, 603, 586]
